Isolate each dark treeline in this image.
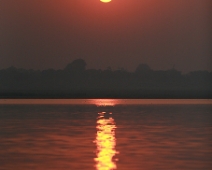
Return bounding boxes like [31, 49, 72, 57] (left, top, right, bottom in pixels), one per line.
[0, 59, 211, 99]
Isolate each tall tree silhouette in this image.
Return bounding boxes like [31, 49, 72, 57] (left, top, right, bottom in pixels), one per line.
[64, 59, 86, 73]
[135, 64, 152, 73]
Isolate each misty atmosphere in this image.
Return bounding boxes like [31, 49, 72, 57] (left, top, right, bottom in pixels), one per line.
[1, 1, 212, 170]
[0, 59, 211, 99]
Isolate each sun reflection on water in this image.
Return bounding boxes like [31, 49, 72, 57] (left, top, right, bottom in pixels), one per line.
[94, 112, 118, 170]
[91, 99, 118, 106]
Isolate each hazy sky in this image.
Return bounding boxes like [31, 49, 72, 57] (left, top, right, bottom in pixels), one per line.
[0, 0, 211, 72]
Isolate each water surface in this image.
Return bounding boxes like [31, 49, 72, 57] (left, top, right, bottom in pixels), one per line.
[0, 99, 211, 170]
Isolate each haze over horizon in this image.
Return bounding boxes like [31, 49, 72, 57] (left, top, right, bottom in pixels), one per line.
[0, 0, 211, 73]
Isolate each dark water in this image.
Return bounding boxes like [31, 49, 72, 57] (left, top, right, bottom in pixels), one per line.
[0, 102, 212, 170]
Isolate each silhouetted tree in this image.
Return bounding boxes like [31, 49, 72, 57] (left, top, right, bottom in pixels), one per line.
[135, 64, 152, 73]
[64, 59, 86, 73]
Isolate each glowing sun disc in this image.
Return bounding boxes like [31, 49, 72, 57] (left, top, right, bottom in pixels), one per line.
[100, 0, 112, 3]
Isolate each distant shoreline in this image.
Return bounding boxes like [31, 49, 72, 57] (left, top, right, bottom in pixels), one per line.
[0, 99, 212, 105]
[1, 60, 211, 100]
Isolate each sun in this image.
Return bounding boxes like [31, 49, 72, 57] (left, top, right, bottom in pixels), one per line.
[100, 0, 112, 3]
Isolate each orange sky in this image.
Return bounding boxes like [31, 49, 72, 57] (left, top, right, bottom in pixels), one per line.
[0, 0, 211, 72]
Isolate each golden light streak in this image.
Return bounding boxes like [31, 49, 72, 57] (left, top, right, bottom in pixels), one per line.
[94, 112, 118, 170]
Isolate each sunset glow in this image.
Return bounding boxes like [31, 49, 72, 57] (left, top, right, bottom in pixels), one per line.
[94, 112, 117, 170]
[100, 0, 112, 3]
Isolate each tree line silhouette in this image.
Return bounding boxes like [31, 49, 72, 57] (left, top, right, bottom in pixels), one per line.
[0, 59, 211, 98]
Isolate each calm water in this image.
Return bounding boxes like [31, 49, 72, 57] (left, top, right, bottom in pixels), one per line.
[0, 99, 212, 170]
